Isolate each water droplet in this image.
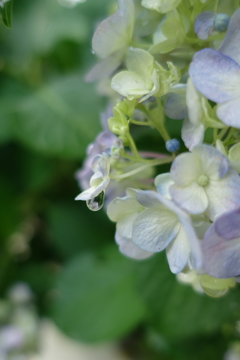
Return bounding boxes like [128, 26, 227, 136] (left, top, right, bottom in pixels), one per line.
[87, 191, 105, 211]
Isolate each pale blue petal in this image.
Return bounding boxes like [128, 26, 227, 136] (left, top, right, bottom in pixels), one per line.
[164, 93, 187, 119]
[202, 222, 240, 278]
[166, 226, 191, 273]
[218, 8, 240, 65]
[189, 49, 240, 103]
[170, 152, 201, 186]
[171, 182, 209, 214]
[115, 232, 153, 260]
[181, 119, 204, 151]
[135, 190, 165, 209]
[132, 208, 180, 252]
[194, 12, 215, 40]
[215, 208, 240, 240]
[217, 98, 240, 128]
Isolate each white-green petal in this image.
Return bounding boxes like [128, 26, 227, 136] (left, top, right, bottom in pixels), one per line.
[117, 213, 139, 239]
[132, 207, 180, 252]
[115, 232, 153, 260]
[107, 196, 143, 222]
[126, 48, 154, 81]
[141, 0, 181, 14]
[111, 71, 151, 98]
[186, 78, 203, 127]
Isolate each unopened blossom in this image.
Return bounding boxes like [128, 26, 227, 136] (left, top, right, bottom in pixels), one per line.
[167, 144, 240, 220]
[141, 0, 181, 14]
[202, 208, 240, 278]
[190, 8, 240, 128]
[75, 153, 110, 201]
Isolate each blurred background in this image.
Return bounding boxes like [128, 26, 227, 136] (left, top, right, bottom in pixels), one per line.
[0, 0, 240, 359]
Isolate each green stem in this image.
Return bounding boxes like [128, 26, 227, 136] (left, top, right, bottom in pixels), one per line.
[213, 128, 218, 143]
[217, 127, 229, 140]
[129, 118, 151, 126]
[110, 157, 174, 180]
[126, 133, 140, 159]
[224, 128, 235, 144]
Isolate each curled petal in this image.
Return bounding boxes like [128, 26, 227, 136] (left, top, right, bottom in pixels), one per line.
[189, 49, 240, 103]
[218, 8, 240, 65]
[154, 173, 174, 198]
[115, 232, 153, 260]
[111, 71, 151, 98]
[194, 12, 215, 40]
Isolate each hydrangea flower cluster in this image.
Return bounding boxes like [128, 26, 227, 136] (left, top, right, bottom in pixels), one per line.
[76, 0, 240, 297]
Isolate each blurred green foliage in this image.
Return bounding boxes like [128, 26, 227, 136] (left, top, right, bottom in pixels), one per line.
[0, 1, 239, 359]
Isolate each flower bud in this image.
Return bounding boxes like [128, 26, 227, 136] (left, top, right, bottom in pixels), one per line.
[214, 13, 229, 32]
[165, 139, 180, 152]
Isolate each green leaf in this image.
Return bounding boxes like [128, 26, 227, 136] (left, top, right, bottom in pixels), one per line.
[13, 74, 103, 159]
[0, 0, 13, 28]
[47, 201, 114, 258]
[136, 253, 240, 340]
[50, 249, 146, 343]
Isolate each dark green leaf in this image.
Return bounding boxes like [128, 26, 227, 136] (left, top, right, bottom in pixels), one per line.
[13, 74, 103, 159]
[50, 249, 146, 343]
[136, 253, 240, 340]
[0, 0, 13, 28]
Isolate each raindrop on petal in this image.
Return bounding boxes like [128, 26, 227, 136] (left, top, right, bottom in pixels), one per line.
[87, 191, 105, 211]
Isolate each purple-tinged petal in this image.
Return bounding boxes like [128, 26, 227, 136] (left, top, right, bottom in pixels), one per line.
[206, 169, 240, 221]
[164, 92, 187, 119]
[189, 49, 240, 103]
[194, 12, 215, 40]
[218, 8, 240, 65]
[217, 98, 240, 128]
[193, 144, 229, 180]
[171, 182, 208, 214]
[202, 222, 240, 278]
[115, 232, 153, 260]
[215, 208, 240, 240]
[166, 226, 191, 273]
[181, 119, 204, 151]
[85, 50, 124, 83]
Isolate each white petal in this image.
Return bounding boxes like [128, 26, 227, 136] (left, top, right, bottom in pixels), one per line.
[141, 0, 181, 14]
[135, 190, 166, 209]
[75, 179, 109, 201]
[132, 208, 180, 252]
[189, 49, 240, 103]
[171, 182, 209, 214]
[206, 169, 240, 221]
[186, 78, 203, 127]
[154, 173, 174, 198]
[92, 0, 134, 58]
[166, 226, 191, 273]
[193, 144, 229, 180]
[115, 232, 153, 260]
[170, 152, 201, 186]
[218, 8, 240, 65]
[111, 71, 150, 98]
[117, 213, 139, 239]
[181, 119, 204, 151]
[217, 98, 240, 128]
